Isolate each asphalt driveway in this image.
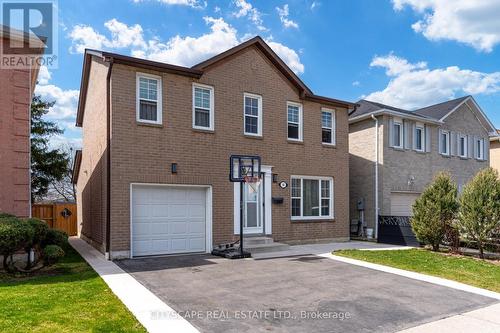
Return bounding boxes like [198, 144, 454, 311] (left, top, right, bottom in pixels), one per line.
[117, 254, 497, 333]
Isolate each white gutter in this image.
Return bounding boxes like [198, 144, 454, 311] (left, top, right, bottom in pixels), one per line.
[371, 114, 379, 239]
[350, 109, 443, 125]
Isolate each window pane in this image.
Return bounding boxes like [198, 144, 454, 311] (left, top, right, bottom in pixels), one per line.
[416, 129, 422, 150]
[302, 179, 319, 217]
[441, 133, 447, 153]
[195, 108, 210, 127]
[140, 100, 157, 121]
[322, 111, 332, 128]
[245, 116, 258, 134]
[291, 178, 301, 197]
[245, 97, 258, 116]
[288, 106, 299, 123]
[288, 124, 299, 139]
[393, 124, 401, 146]
[292, 199, 301, 216]
[321, 180, 330, 197]
[322, 128, 332, 143]
[321, 199, 330, 216]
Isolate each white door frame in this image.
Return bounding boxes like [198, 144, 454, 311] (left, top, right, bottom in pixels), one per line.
[234, 165, 272, 235]
[129, 183, 213, 258]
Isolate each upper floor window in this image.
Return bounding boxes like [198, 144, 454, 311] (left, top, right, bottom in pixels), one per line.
[392, 121, 403, 149]
[287, 102, 303, 141]
[321, 108, 336, 145]
[193, 84, 214, 130]
[414, 125, 424, 152]
[458, 134, 468, 158]
[244, 93, 262, 136]
[476, 138, 485, 160]
[136, 73, 162, 124]
[439, 130, 450, 156]
[291, 176, 333, 220]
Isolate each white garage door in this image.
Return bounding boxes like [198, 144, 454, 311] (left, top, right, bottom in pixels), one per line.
[131, 185, 207, 257]
[390, 192, 420, 216]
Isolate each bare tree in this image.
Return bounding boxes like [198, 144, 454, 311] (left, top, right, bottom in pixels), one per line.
[45, 145, 77, 202]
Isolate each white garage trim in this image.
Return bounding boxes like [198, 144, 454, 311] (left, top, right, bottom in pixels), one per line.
[130, 183, 213, 258]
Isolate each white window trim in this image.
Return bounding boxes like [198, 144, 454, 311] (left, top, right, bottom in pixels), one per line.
[458, 134, 468, 158]
[476, 138, 485, 160]
[414, 125, 425, 152]
[287, 101, 303, 142]
[290, 175, 334, 221]
[393, 121, 403, 149]
[192, 83, 214, 131]
[321, 108, 336, 145]
[136, 72, 162, 125]
[243, 92, 263, 137]
[440, 130, 450, 156]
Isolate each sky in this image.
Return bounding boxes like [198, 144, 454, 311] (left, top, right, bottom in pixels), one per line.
[25, 0, 500, 148]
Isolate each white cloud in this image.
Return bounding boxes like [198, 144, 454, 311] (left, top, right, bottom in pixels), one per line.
[366, 53, 500, 109]
[34, 68, 81, 148]
[68, 19, 146, 53]
[276, 4, 299, 29]
[38, 65, 51, 85]
[310, 1, 320, 10]
[266, 39, 304, 74]
[352, 81, 360, 87]
[393, 0, 500, 52]
[133, 16, 240, 66]
[132, 0, 206, 9]
[232, 0, 267, 31]
[68, 17, 305, 74]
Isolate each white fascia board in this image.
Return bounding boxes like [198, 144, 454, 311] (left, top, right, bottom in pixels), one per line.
[349, 109, 443, 125]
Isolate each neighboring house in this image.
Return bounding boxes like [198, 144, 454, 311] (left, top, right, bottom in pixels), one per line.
[349, 96, 496, 243]
[489, 130, 500, 173]
[0, 26, 44, 217]
[73, 36, 356, 259]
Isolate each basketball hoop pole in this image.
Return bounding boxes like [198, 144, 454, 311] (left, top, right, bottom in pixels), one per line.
[240, 179, 244, 256]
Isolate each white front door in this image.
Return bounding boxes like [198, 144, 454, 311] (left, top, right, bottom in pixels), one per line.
[243, 180, 264, 234]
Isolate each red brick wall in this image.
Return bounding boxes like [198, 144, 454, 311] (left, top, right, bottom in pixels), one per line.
[0, 38, 31, 217]
[105, 45, 350, 252]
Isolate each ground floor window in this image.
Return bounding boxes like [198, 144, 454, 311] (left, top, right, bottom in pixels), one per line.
[291, 176, 333, 220]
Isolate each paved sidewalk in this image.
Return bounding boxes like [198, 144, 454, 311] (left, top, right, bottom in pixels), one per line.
[69, 237, 199, 333]
[398, 303, 500, 333]
[251, 240, 405, 259]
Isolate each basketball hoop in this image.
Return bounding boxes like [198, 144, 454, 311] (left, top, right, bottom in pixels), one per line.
[244, 175, 261, 193]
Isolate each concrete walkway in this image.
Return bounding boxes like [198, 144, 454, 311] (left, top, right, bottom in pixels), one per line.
[251, 240, 405, 259]
[69, 238, 198, 333]
[398, 303, 500, 333]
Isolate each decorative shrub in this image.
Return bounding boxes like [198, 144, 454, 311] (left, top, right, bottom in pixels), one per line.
[23, 218, 49, 268]
[43, 245, 65, 265]
[411, 172, 459, 251]
[0, 217, 34, 271]
[458, 168, 500, 259]
[0, 212, 16, 219]
[41, 229, 69, 249]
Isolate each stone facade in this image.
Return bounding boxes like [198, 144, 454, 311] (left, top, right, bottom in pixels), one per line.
[77, 43, 352, 257]
[350, 101, 491, 230]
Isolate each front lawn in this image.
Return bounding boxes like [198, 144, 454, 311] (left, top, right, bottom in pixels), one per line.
[335, 249, 500, 293]
[0, 246, 145, 333]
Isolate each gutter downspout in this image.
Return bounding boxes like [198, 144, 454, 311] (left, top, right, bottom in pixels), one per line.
[371, 114, 379, 240]
[105, 57, 114, 260]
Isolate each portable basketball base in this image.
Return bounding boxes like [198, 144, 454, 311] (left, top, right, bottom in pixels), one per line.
[211, 155, 261, 259]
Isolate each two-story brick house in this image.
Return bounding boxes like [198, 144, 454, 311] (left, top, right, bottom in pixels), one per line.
[349, 96, 496, 244]
[73, 37, 356, 258]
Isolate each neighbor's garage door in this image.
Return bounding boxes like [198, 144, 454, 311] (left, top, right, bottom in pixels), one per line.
[131, 185, 206, 257]
[390, 192, 420, 216]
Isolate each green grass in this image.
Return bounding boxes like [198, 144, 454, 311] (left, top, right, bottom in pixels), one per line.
[0, 246, 146, 333]
[335, 249, 500, 293]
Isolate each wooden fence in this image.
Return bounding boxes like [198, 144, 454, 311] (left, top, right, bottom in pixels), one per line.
[32, 203, 77, 236]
